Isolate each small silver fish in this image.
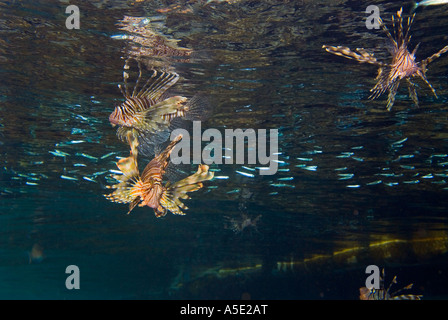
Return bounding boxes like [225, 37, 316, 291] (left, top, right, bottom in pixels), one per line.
[366, 180, 382, 185]
[60, 175, 79, 181]
[300, 165, 317, 171]
[83, 176, 96, 182]
[413, 0, 448, 12]
[75, 152, 98, 160]
[391, 137, 408, 145]
[296, 157, 313, 161]
[336, 152, 354, 158]
[49, 150, 70, 157]
[270, 183, 295, 188]
[100, 152, 117, 160]
[338, 173, 354, 180]
[277, 177, 294, 181]
[236, 171, 255, 178]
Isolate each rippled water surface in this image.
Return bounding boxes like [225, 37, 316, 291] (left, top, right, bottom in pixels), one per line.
[1, 0, 448, 299]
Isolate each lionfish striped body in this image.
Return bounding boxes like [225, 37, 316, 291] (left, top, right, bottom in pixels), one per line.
[359, 269, 422, 300]
[109, 58, 194, 143]
[105, 133, 214, 217]
[323, 8, 448, 110]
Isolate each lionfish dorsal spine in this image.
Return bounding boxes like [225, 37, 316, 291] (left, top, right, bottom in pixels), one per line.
[135, 70, 179, 100]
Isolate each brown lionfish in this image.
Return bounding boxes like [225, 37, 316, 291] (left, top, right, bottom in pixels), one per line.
[109, 58, 207, 148]
[359, 269, 422, 300]
[323, 8, 448, 111]
[105, 132, 214, 217]
[116, 16, 193, 64]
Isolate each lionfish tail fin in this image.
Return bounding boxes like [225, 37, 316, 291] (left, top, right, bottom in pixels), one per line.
[322, 45, 385, 66]
[159, 164, 214, 216]
[182, 94, 213, 121]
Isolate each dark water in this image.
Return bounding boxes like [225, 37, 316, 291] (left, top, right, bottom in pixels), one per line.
[1, 0, 448, 300]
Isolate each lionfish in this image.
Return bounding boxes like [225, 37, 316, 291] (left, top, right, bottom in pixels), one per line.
[359, 269, 422, 300]
[323, 8, 448, 110]
[105, 132, 214, 217]
[225, 213, 262, 234]
[109, 58, 207, 151]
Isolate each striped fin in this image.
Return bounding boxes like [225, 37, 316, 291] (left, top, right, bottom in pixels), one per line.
[104, 133, 142, 213]
[421, 44, 448, 72]
[417, 70, 438, 99]
[159, 164, 214, 216]
[135, 70, 179, 101]
[133, 96, 188, 134]
[406, 78, 419, 106]
[120, 58, 179, 101]
[369, 67, 394, 100]
[140, 134, 183, 181]
[322, 45, 385, 66]
[391, 294, 422, 300]
[386, 80, 400, 111]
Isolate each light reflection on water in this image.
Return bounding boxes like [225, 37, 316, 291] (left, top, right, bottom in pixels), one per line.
[1, 0, 448, 299]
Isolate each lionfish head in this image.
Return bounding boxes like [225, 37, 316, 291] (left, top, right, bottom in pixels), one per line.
[109, 104, 125, 127]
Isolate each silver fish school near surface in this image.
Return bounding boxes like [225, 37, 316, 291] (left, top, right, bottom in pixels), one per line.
[169, 121, 279, 175]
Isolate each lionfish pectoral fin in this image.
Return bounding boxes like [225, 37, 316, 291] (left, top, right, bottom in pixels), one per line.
[159, 164, 214, 215]
[369, 67, 391, 100]
[406, 78, 419, 107]
[322, 45, 384, 66]
[417, 72, 438, 99]
[127, 197, 140, 214]
[104, 132, 142, 208]
[133, 96, 188, 134]
[386, 81, 400, 111]
[421, 45, 448, 71]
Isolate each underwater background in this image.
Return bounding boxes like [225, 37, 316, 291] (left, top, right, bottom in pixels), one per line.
[1, 0, 448, 299]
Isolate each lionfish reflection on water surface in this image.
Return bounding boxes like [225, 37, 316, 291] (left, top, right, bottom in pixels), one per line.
[323, 8, 448, 110]
[109, 58, 209, 153]
[359, 269, 422, 300]
[105, 132, 214, 217]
